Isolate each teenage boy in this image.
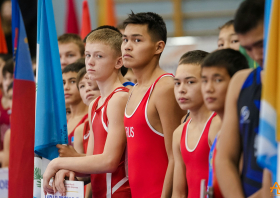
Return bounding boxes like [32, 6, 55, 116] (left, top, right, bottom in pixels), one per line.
[217, 20, 240, 51]
[83, 25, 135, 89]
[215, 0, 265, 197]
[122, 12, 185, 197]
[58, 34, 85, 70]
[200, 49, 249, 197]
[172, 50, 221, 198]
[43, 28, 131, 197]
[58, 68, 100, 157]
[62, 63, 88, 146]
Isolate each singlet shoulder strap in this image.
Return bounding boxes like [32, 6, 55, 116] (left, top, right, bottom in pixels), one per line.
[205, 112, 217, 130]
[180, 119, 191, 149]
[83, 120, 89, 136]
[91, 96, 101, 121]
[102, 87, 129, 127]
[148, 73, 174, 96]
[152, 73, 174, 88]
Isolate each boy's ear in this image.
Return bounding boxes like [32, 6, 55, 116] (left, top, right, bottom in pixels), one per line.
[115, 56, 123, 70]
[155, 41, 165, 55]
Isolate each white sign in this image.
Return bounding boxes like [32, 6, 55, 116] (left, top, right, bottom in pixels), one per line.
[0, 168, 8, 198]
[41, 179, 84, 198]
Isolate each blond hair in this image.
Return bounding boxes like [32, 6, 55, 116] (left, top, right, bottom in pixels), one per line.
[86, 28, 122, 56]
[58, 33, 85, 56]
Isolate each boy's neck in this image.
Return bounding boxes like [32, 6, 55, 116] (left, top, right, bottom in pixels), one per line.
[132, 57, 163, 86]
[189, 104, 212, 123]
[69, 100, 88, 118]
[118, 72, 128, 84]
[97, 72, 122, 100]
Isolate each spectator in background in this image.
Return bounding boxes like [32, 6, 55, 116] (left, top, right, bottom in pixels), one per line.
[0, 81, 12, 167]
[58, 33, 85, 70]
[217, 20, 240, 51]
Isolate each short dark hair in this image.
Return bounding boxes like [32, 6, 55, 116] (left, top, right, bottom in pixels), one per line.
[123, 12, 167, 44]
[234, 0, 265, 34]
[76, 67, 87, 89]
[7, 82, 13, 92]
[62, 62, 85, 74]
[2, 59, 14, 77]
[219, 20, 234, 30]
[202, 49, 249, 77]
[179, 50, 209, 66]
[83, 25, 122, 43]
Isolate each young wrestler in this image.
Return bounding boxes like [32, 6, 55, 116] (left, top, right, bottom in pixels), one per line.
[172, 50, 221, 198]
[217, 20, 240, 51]
[62, 63, 88, 146]
[58, 68, 100, 157]
[0, 59, 13, 151]
[58, 34, 84, 70]
[74, 69, 100, 154]
[83, 25, 135, 89]
[122, 12, 185, 197]
[215, 0, 265, 197]
[200, 49, 249, 197]
[43, 28, 131, 197]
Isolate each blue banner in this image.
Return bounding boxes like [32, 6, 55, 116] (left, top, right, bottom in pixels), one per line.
[35, 0, 68, 160]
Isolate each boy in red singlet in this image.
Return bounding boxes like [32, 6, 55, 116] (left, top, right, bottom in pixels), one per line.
[200, 49, 249, 198]
[172, 50, 221, 198]
[62, 63, 88, 146]
[122, 12, 185, 197]
[43, 28, 131, 198]
[57, 68, 100, 157]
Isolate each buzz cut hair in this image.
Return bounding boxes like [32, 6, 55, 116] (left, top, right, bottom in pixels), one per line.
[86, 28, 122, 57]
[58, 33, 85, 56]
[179, 50, 209, 66]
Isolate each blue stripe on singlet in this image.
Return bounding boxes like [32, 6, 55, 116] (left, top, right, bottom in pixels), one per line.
[123, 82, 135, 87]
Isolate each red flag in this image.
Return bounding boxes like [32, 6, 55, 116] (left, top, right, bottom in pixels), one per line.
[65, 0, 79, 34]
[80, 0, 91, 40]
[0, 16, 8, 54]
[9, 0, 35, 197]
